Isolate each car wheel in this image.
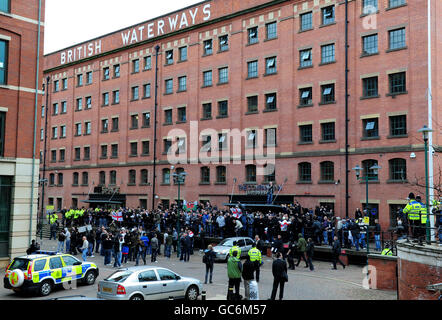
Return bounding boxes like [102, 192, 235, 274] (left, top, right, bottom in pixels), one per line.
[130, 294, 144, 301]
[83, 270, 96, 285]
[39, 280, 53, 296]
[185, 285, 199, 301]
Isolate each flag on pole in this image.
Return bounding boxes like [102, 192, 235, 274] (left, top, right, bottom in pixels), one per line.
[230, 207, 242, 219]
[112, 210, 123, 222]
[183, 200, 198, 212]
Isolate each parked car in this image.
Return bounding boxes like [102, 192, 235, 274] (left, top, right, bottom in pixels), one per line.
[213, 237, 255, 262]
[97, 266, 202, 301]
[3, 251, 98, 296]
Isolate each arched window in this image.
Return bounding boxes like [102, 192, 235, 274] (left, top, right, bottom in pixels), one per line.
[245, 164, 256, 182]
[320, 161, 334, 182]
[82, 172, 88, 185]
[109, 170, 117, 185]
[389, 158, 406, 181]
[99, 171, 106, 186]
[362, 159, 379, 180]
[216, 166, 226, 183]
[162, 168, 170, 184]
[57, 173, 63, 186]
[49, 173, 55, 185]
[200, 167, 210, 184]
[298, 162, 311, 182]
[72, 172, 79, 186]
[264, 163, 276, 182]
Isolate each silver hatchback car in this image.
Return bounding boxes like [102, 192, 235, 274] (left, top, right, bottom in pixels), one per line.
[213, 237, 255, 262]
[97, 266, 202, 301]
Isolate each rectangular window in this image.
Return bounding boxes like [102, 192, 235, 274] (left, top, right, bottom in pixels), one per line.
[362, 34, 378, 55]
[321, 84, 335, 103]
[142, 112, 150, 127]
[102, 92, 109, 106]
[322, 6, 335, 25]
[165, 79, 173, 94]
[202, 103, 212, 119]
[103, 67, 110, 80]
[52, 127, 58, 139]
[144, 56, 152, 70]
[75, 123, 81, 136]
[203, 70, 212, 87]
[247, 130, 257, 148]
[219, 35, 229, 52]
[164, 109, 172, 125]
[112, 90, 120, 104]
[300, 49, 312, 68]
[266, 22, 277, 40]
[61, 101, 67, 113]
[53, 80, 59, 92]
[321, 44, 335, 64]
[247, 60, 258, 78]
[77, 74, 83, 86]
[321, 122, 335, 141]
[218, 133, 227, 150]
[85, 96, 92, 109]
[74, 148, 80, 161]
[389, 72, 406, 94]
[362, 77, 378, 97]
[179, 47, 187, 62]
[132, 86, 139, 100]
[299, 125, 313, 143]
[131, 114, 138, 129]
[53, 103, 59, 115]
[389, 28, 406, 50]
[247, 96, 258, 113]
[132, 59, 140, 73]
[76, 98, 82, 111]
[299, 87, 313, 106]
[300, 12, 313, 31]
[101, 119, 108, 133]
[389, 115, 407, 136]
[40, 129, 44, 141]
[130, 142, 138, 156]
[265, 128, 277, 146]
[218, 100, 228, 117]
[363, 118, 379, 138]
[60, 125, 66, 138]
[114, 64, 120, 78]
[363, 0, 378, 14]
[143, 83, 151, 98]
[177, 137, 186, 153]
[142, 141, 150, 155]
[111, 144, 118, 158]
[59, 149, 65, 162]
[86, 71, 93, 84]
[177, 107, 186, 122]
[84, 146, 90, 160]
[101, 145, 107, 158]
[248, 27, 258, 44]
[218, 67, 228, 84]
[202, 135, 211, 152]
[178, 76, 187, 92]
[112, 117, 119, 131]
[265, 93, 277, 110]
[164, 139, 172, 154]
[204, 39, 213, 55]
[166, 50, 173, 65]
[0, 0, 10, 13]
[265, 57, 277, 75]
[62, 78, 68, 90]
[84, 122, 91, 135]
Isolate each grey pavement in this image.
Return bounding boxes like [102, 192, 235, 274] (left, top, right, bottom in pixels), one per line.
[0, 238, 397, 300]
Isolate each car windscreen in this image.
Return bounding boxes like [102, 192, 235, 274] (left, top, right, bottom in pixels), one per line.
[218, 239, 234, 247]
[104, 270, 133, 283]
[8, 258, 30, 271]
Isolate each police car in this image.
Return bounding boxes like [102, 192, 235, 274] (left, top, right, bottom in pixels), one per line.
[3, 250, 99, 296]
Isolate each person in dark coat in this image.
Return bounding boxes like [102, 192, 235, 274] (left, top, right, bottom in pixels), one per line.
[332, 236, 346, 270]
[270, 252, 287, 300]
[242, 255, 256, 300]
[306, 238, 315, 271]
[203, 245, 216, 284]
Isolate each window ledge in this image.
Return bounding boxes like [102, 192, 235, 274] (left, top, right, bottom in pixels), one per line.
[298, 27, 314, 34]
[360, 52, 379, 58]
[360, 10, 379, 18]
[216, 115, 228, 119]
[202, 53, 213, 58]
[217, 82, 229, 86]
[246, 76, 259, 80]
[245, 111, 259, 115]
[142, 96, 151, 100]
[217, 49, 229, 54]
[361, 136, 380, 141]
[319, 139, 336, 144]
[263, 108, 277, 113]
[141, 125, 151, 129]
[296, 181, 312, 184]
[319, 101, 336, 106]
[386, 91, 408, 98]
[139, 183, 151, 186]
[177, 59, 187, 64]
[163, 122, 173, 126]
[297, 104, 314, 109]
[386, 3, 407, 11]
[264, 37, 278, 42]
[263, 72, 277, 77]
[386, 179, 408, 184]
[359, 180, 380, 184]
[243, 181, 257, 185]
[387, 134, 408, 139]
[163, 92, 173, 96]
[318, 180, 335, 184]
[298, 141, 313, 145]
[200, 117, 212, 121]
[298, 65, 313, 70]
[127, 183, 136, 187]
[199, 182, 211, 185]
[360, 95, 380, 100]
[319, 22, 336, 28]
[201, 84, 213, 89]
[176, 121, 187, 124]
[386, 46, 407, 53]
[246, 42, 259, 47]
[177, 89, 187, 93]
[215, 182, 227, 185]
[319, 61, 336, 66]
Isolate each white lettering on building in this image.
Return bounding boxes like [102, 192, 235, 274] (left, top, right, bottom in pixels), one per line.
[60, 40, 102, 65]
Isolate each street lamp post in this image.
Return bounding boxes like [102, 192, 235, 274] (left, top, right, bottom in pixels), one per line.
[353, 163, 381, 255]
[171, 166, 187, 257]
[418, 125, 434, 244]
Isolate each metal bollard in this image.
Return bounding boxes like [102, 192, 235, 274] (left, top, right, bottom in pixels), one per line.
[201, 290, 206, 301]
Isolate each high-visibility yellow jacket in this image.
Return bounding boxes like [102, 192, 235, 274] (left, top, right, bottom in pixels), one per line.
[381, 248, 393, 256]
[419, 204, 428, 224]
[402, 200, 422, 221]
[229, 245, 240, 257]
[248, 247, 262, 264]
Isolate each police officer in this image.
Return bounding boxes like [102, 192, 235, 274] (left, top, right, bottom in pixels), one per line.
[402, 193, 423, 240]
[248, 242, 262, 282]
[381, 243, 393, 256]
[229, 241, 240, 258]
[415, 195, 428, 244]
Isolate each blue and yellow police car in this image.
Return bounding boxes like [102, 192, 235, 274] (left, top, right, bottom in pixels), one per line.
[3, 250, 99, 296]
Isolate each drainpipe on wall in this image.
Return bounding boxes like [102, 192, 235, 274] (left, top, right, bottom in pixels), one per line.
[30, 0, 43, 244]
[344, 0, 350, 218]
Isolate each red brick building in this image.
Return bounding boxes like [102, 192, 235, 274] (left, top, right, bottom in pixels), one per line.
[0, 0, 45, 266]
[40, 0, 441, 231]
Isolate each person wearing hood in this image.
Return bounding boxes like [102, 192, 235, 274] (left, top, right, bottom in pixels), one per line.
[295, 233, 308, 268]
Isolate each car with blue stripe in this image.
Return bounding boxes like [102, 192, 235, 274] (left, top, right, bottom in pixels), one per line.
[3, 251, 99, 296]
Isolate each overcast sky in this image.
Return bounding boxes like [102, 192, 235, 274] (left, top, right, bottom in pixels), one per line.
[44, 0, 202, 54]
